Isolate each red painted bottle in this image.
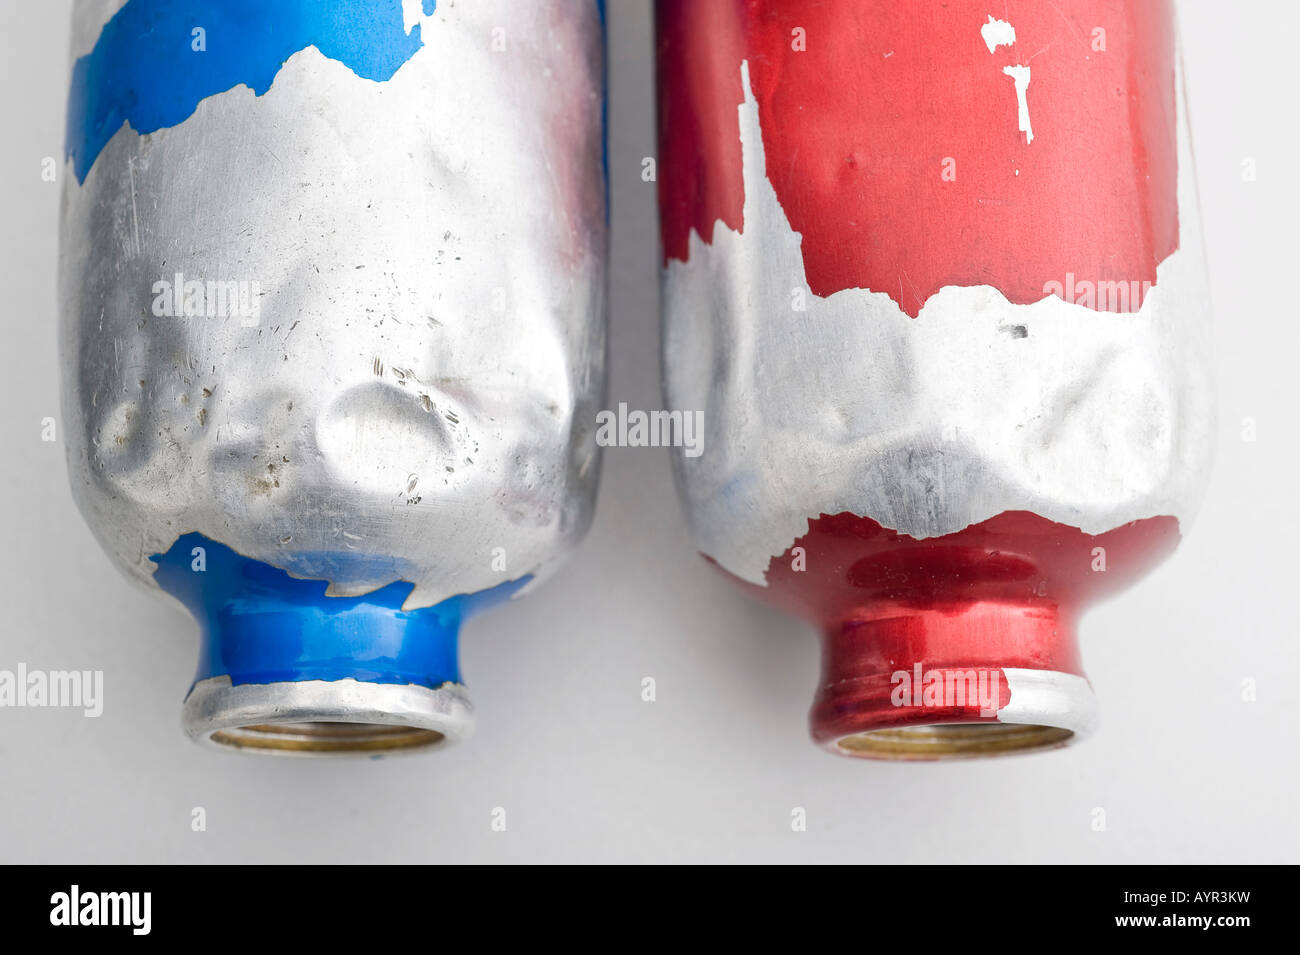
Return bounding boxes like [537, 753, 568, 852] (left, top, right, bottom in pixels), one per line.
[657, 0, 1213, 758]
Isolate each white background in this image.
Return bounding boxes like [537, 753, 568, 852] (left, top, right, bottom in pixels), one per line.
[0, 0, 1295, 863]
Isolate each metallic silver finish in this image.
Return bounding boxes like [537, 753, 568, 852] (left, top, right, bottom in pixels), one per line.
[998, 667, 1098, 736]
[59, 2, 606, 753]
[60, 0, 606, 610]
[663, 59, 1213, 586]
[183, 676, 471, 756]
[58, 0, 605, 608]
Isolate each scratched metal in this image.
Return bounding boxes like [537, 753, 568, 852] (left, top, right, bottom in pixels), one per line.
[59, 0, 607, 610]
[662, 59, 1214, 586]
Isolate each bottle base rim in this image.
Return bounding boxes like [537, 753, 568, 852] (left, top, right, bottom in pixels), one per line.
[814, 667, 1098, 761]
[181, 675, 473, 757]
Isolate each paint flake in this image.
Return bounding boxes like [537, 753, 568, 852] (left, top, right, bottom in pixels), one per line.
[980, 15, 1016, 54]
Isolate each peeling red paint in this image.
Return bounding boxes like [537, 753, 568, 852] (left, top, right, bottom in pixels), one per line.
[657, 0, 1178, 316]
[712, 510, 1181, 741]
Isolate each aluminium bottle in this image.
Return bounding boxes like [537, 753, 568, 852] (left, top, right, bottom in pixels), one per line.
[657, 0, 1213, 758]
[59, 0, 607, 754]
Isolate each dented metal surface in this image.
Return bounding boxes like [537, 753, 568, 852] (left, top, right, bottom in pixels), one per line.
[662, 56, 1213, 587]
[59, 0, 607, 612]
[656, 0, 1215, 758]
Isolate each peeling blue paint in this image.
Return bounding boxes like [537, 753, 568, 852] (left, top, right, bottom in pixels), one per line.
[66, 0, 429, 182]
[152, 532, 527, 690]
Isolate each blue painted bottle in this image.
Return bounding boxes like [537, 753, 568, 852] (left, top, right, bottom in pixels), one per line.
[60, 0, 608, 754]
